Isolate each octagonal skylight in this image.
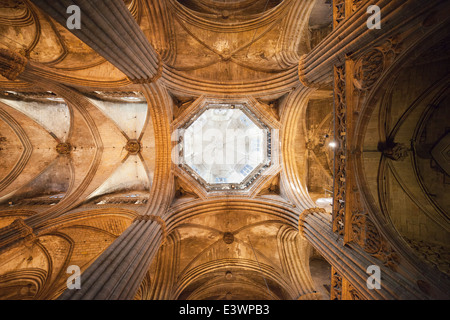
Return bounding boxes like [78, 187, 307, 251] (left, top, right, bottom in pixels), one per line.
[179, 103, 271, 191]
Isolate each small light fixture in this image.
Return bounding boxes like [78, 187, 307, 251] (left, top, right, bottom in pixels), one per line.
[328, 141, 337, 148]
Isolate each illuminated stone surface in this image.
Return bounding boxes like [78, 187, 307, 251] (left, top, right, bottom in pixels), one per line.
[181, 104, 271, 191]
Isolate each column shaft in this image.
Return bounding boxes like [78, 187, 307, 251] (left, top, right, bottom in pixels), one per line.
[300, 209, 422, 299]
[30, 0, 162, 83]
[59, 220, 163, 300]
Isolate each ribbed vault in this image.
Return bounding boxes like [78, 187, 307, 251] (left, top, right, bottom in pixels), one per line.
[8, 0, 448, 302]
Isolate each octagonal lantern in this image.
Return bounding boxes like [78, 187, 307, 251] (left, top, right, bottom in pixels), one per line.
[178, 103, 272, 191]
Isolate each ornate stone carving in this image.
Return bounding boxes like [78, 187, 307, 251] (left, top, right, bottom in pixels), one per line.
[378, 36, 402, 67]
[223, 232, 234, 244]
[333, 0, 346, 27]
[125, 139, 141, 155]
[330, 268, 342, 300]
[405, 238, 450, 275]
[353, 49, 384, 90]
[352, 0, 363, 13]
[351, 213, 399, 270]
[351, 214, 382, 254]
[0, 48, 28, 81]
[56, 142, 72, 155]
[348, 284, 364, 300]
[333, 65, 347, 236]
[382, 142, 409, 161]
[353, 37, 403, 91]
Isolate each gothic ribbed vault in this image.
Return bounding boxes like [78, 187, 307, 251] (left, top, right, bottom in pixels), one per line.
[0, 0, 448, 301]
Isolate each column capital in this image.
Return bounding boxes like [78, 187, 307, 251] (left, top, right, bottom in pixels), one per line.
[298, 55, 321, 89]
[298, 207, 328, 236]
[128, 53, 163, 84]
[133, 215, 167, 244]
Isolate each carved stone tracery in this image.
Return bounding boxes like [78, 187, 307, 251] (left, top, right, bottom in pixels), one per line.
[353, 49, 385, 90]
[333, 65, 347, 236]
[353, 37, 403, 91]
[351, 213, 398, 270]
[348, 283, 364, 300]
[351, 0, 363, 13]
[330, 268, 342, 300]
[382, 142, 409, 161]
[333, 0, 346, 28]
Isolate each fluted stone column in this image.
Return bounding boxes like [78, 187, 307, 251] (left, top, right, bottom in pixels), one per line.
[30, 0, 162, 83]
[299, 208, 423, 300]
[144, 232, 179, 300]
[59, 217, 165, 300]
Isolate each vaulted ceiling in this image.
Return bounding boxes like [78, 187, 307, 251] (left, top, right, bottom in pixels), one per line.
[0, 0, 337, 300]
